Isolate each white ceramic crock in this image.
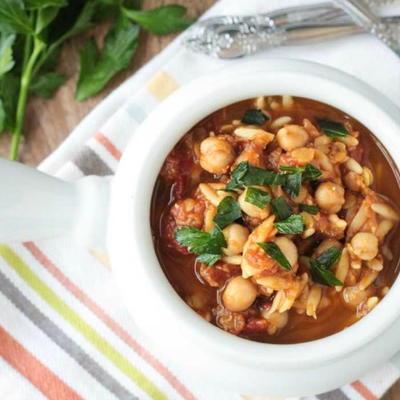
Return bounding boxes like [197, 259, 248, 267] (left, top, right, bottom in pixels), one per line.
[2, 59, 400, 397]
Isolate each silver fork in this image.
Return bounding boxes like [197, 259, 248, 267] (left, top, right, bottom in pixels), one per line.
[183, 2, 400, 59]
[333, 0, 400, 55]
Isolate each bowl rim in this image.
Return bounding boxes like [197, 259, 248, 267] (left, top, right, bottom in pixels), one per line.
[108, 58, 400, 369]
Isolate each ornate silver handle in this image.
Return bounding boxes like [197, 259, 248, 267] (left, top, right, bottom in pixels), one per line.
[334, 0, 400, 55]
[183, 2, 400, 59]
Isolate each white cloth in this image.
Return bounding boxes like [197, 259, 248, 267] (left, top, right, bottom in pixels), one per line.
[2, 1, 400, 400]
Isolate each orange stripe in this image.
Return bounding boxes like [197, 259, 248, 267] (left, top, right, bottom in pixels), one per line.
[24, 242, 197, 400]
[94, 132, 122, 160]
[351, 381, 378, 400]
[0, 325, 82, 400]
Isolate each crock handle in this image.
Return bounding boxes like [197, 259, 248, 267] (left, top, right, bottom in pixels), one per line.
[0, 158, 110, 248]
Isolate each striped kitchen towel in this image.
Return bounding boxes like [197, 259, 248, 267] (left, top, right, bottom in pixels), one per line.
[2, 0, 400, 399]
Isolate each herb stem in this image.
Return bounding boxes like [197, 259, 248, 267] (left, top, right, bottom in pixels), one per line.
[10, 37, 44, 160]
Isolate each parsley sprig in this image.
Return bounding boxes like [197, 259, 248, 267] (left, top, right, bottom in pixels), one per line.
[310, 247, 343, 286]
[316, 118, 349, 138]
[226, 162, 286, 191]
[227, 162, 321, 199]
[258, 242, 292, 271]
[213, 196, 242, 229]
[279, 164, 322, 198]
[241, 109, 269, 125]
[175, 226, 227, 266]
[245, 186, 271, 209]
[299, 204, 319, 214]
[175, 195, 242, 265]
[0, 1, 194, 160]
[271, 196, 292, 220]
[274, 214, 304, 234]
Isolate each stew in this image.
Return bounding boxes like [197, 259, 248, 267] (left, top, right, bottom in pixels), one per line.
[151, 96, 400, 344]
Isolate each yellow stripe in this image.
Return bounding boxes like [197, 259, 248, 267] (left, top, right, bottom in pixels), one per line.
[89, 249, 111, 269]
[0, 245, 168, 400]
[147, 71, 179, 101]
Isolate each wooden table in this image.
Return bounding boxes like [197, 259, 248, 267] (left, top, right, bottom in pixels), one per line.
[0, 0, 215, 166]
[2, 0, 398, 398]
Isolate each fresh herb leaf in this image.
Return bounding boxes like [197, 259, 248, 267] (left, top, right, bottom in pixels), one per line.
[299, 204, 319, 214]
[245, 187, 271, 209]
[258, 242, 292, 271]
[0, 72, 19, 132]
[76, 16, 139, 101]
[274, 214, 304, 234]
[197, 253, 221, 266]
[0, 34, 15, 76]
[280, 164, 321, 183]
[175, 225, 227, 266]
[0, 0, 34, 34]
[36, 6, 61, 33]
[0, 0, 198, 160]
[30, 71, 65, 98]
[226, 161, 286, 191]
[49, 1, 98, 42]
[25, 0, 67, 9]
[310, 260, 343, 286]
[309, 247, 343, 287]
[302, 163, 322, 182]
[0, 99, 6, 131]
[279, 165, 304, 173]
[242, 109, 268, 125]
[317, 118, 349, 138]
[283, 171, 302, 198]
[75, 37, 97, 93]
[123, 4, 194, 35]
[270, 196, 292, 220]
[315, 247, 341, 270]
[175, 226, 226, 254]
[213, 196, 242, 229]
[225, 161, 249, 191]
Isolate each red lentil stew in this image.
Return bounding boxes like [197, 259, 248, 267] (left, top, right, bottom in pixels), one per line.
[151, 96, 400, 344]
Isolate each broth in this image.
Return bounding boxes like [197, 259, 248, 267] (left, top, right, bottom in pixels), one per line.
[151, 96, 400, 344]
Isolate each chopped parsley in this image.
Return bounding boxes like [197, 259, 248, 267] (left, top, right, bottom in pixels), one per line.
[274, 214, 305, 234]
[271, 197, 292, 220]
[213, 196, 242, 229]
[258, 242, 292, 271]
[310, 247, 343, 286]
[175, 226, 227, 266]
[245, 187, 271, 209]
[299, 204, 319, 214]
[316, 118, 349, 138]
[241, 109, 269, 125]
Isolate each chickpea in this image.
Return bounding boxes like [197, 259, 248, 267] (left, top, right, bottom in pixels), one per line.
[199, 136, 235, 174]
[343, 286, 367, 307]
[274, 236, 298, 267]
[223, 224, 250, 256]
[344, 171, 362, 192]
[315, 182, 345, 213]
[261, 310, 289, 335]
[238, 186, 271, 219]
[290, 147, 315, 165]
[222, 276, 258, 312]
[276, 125, 309, 151]
[351, 232, 379, 261]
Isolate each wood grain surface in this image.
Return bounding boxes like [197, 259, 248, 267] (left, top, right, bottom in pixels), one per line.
[0, 0, 215, 166]
[2, 0, 399, 398]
